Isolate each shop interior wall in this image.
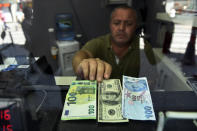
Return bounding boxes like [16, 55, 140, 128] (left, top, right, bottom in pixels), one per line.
[132, 0, 166, 47]
[31, 0, 164, 71]
[31, 0, 111, 55]
[31, 0, 112, 70]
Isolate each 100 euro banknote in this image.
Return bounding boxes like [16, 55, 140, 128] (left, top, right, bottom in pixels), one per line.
[61, 80, 97, 120]
[122, 76, 156, 120]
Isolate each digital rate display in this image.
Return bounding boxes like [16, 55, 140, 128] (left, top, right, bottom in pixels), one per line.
[0, 109, 13, 131]
[0, 98, 24, 131]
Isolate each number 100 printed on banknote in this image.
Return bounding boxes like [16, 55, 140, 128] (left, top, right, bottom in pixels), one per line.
[61, 80, 97, 120]
[122, 76, 156, 120]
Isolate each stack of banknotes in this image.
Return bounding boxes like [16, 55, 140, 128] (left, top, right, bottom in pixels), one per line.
[61, 76, 155, 122]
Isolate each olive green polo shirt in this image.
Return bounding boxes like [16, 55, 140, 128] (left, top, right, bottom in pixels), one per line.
[81, 34, 142, 80]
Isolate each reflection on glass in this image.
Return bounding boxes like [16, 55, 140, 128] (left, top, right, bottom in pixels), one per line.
[165, 0, 197, 17]
[0, 0, 33, 48]
[0, 1, 196, 130]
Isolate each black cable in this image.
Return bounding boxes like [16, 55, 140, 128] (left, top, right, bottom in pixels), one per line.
[35, 90, 47, 113]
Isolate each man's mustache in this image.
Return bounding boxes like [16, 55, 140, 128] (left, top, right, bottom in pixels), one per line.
[115, 32, 127, 36]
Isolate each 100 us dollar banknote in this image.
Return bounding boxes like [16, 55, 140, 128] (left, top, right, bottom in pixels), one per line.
[61, 80, 97, 120]
[98, 79, 128, 123]
[122, 76, 156, 120]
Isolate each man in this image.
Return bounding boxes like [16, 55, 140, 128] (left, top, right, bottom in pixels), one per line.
[72, 6, 155, 82]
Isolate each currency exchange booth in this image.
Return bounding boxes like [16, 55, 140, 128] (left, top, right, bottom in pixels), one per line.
[0, 0, 197, 131]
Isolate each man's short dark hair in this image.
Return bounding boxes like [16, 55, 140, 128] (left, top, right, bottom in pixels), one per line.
[110, 5, 137, 21]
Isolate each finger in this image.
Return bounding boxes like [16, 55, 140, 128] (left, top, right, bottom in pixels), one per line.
[96, 60, 105, 82]
[89, 59, 97, 80]
[76, 66, 84, 79]
[104, 63, 112, 79]
[80, 60, 89, 80]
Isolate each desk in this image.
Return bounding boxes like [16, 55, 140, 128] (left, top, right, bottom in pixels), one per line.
[0, 57, 197, 131]
[0, 80, 197, 131]
[153, 48, 192, 91]
[57, 91, 197, 131]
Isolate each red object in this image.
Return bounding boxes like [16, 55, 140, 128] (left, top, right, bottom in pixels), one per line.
[0, 3, 10, 8]
[0, 11, 5, 22]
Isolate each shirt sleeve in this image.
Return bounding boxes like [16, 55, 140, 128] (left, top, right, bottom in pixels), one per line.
[81, 38, 100, 57]
[144, 39, 157, 65]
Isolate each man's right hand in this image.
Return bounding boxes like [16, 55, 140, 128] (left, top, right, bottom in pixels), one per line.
[76, 58, 112, 82]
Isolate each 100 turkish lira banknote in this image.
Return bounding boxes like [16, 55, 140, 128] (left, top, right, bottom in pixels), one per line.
[122, 76, 156, 120]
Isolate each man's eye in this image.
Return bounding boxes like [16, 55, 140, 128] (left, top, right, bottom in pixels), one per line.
[113, 22, 120, 25]
[126, 22, 133, 26]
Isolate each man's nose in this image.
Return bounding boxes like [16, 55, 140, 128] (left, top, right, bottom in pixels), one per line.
[119, 23, 126, 31]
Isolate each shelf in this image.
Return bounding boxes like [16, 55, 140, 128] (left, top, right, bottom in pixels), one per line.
[156, 12, 197, 27]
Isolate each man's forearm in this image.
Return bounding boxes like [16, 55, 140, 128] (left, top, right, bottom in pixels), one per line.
[72, 50, 93, 74]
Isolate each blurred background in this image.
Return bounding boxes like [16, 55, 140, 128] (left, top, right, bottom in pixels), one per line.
[0, 0, 197, 91]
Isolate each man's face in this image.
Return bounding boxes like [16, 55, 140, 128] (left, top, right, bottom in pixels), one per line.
[110, 8, 137, 46]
